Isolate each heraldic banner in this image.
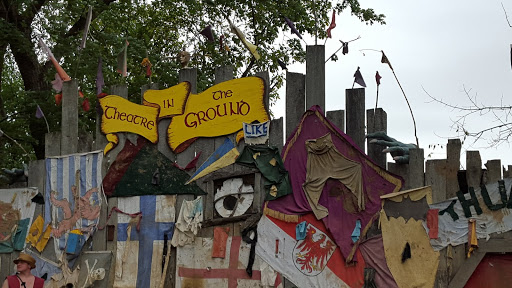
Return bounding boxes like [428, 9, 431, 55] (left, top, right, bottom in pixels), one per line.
[256, 214, 365, 288]
[44, 151, 103, 257]
[114, 195, 176, 288]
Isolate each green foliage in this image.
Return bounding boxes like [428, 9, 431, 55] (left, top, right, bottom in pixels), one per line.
[0, 0, 385, 167]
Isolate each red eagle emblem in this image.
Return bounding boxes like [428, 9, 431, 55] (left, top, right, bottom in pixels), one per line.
[293, 223, 336, 276]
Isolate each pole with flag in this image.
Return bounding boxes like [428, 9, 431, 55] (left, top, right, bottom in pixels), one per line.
[35, 105, 50, 133]
[117, 40, 129, 77]
[373, 71, 382, 131]
[324, 10, 336, 45]
[352, 67, 366, 88]
[381, 50, 419, 147]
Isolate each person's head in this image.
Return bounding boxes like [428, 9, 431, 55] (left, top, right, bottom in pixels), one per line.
[13, 253, 36, 272]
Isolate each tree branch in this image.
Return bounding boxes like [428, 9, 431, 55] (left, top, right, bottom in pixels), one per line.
[502, 2, 512, 27]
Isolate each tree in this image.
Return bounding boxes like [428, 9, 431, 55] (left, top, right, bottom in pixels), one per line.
[0, 0, 385, 167]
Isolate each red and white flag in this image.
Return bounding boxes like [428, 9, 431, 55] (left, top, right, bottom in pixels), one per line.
[326, 10, 336, 38]
[256, 214, 365, 288]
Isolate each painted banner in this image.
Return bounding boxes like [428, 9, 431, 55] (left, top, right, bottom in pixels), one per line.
[0, 187, 38, 253]
[243, 121, 270, 145]
[427, 178, 512, 251]
[380, 186, 439, 288]
[99, 77, 268, 154]
[143, 82, 190, 118]
[176, 235, 280, 288]
[44, 151, 103, 258]
[265, 105, 403, 262]
[99, 95, 159, 146]
[168, 77, 269, 151]
[115, 195, 176, 288]
[256, 214, 365, 288]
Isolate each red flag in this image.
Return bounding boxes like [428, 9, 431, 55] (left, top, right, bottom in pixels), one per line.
[327, 10, 336, 38]
[427, 209, 439, 239]
[82, 98, 91, 112]
[375, 71, 382, 86]
[173, 152, 202, 171]
[55, 93, 62, 106]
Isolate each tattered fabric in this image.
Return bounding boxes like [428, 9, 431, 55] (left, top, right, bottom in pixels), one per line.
[236, 145, 292, 200]
[265, 106, 403, 262]
[303, 133, 363, 219]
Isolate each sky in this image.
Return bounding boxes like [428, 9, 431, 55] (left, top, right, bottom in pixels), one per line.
[273, 0, 512, 170]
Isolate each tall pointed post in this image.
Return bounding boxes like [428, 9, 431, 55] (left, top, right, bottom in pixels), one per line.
[306, 45, 325, 112]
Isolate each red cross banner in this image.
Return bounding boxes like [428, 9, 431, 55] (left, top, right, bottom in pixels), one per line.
[176, 235, 282, 288]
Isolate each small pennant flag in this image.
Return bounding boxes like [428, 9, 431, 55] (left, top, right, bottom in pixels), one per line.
[327, 10, 336, 38]
[284, 17, 302, 39]
[353, 67, 366, 88]
[55, 93, 62, 106]
[117, 40, 129, 77]
[381, 51, 393, 70]
[375, 71, 382, 86]
[82, 98, 91, 112]
[186, 138, 239, 184]
[277, 59, 287, 70]
[79, 6, 93, 50]
[51, 73, 63, 92]
[96, 57, 104, 95]
[342, 42, 349, 55]
[141, 57, 152, 78]
[200, 25, 215, 42]
[229, 20, 260, 60]
[38, 38, 71, 81]
[35, 105, 45, 119]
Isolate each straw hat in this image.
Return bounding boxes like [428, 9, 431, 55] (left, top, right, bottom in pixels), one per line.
[13, 253, 36, 269]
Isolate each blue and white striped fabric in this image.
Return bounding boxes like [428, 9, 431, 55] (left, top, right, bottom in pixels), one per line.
[44, 150, 103, 257]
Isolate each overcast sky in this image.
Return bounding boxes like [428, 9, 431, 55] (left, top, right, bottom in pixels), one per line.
[274, 0, 512, 170]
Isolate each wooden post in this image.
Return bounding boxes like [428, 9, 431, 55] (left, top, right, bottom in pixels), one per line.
[256, 71, 270, 111]
[45, 132, 61, 157]
[305, 45, 325, 112]
[61, 80, 78, 155]
[326, 110, 345, 132]
[366, 108, 387, 169]
[484, 159, 502, 184]
[466, 151, 482, 189]
[285, 72, 305, 138]
[446, 139, 461, 198]
[269, 117, 283, 151]
[426, 159, 447, 203]
[140, 83, 159, 104]
[408, 148, 425, 189]
[345, 88, 365, 151]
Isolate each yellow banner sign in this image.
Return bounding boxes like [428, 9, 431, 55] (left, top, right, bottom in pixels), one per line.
[168, 77, 269, 151]
[99, 95, 159, 144]
[143, 82, 191, 118]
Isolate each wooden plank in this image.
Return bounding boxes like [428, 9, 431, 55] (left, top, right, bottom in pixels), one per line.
[61, 80, 79, 155]
[448, 251, 485, 288]
[305, 45, 325, 111]
[269, 117, 283, 151]
[408, 148, 425, 189]
[466, 151, 482, 189]
[45, 132, 61, 157]
[285, 72, 305, 139]
[426, 159, 447, 203]
[366, 108, 387, 169]
[345, 88, 365, 151]
[446, 139, 461, 198]
[484, 159, 501, 184]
